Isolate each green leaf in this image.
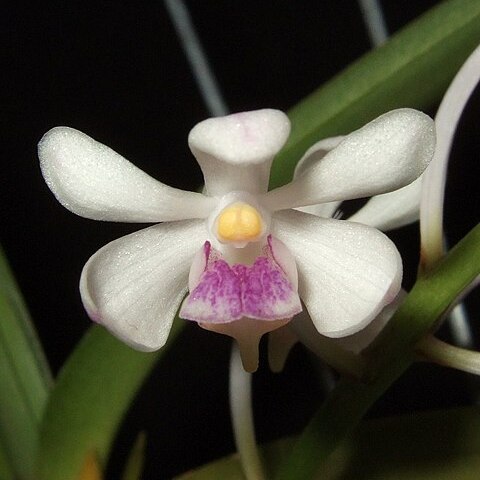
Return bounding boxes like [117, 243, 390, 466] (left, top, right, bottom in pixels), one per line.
[176, 407, 480, 480]
[36, 321, 182, 480]
[0, 441, 15, 480]
[0, 247, 53, 479]
[270, 0, 480, 188]
[274, 224, 480, 480]
[121, 432, 147, 480]
[331, 407, 480, 480]
[0, 247, 52, 387]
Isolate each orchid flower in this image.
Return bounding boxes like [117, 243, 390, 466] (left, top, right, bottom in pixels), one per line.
[38, 108, 434, 371]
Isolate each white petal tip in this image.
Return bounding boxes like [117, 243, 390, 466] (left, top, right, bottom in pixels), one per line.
[38, 126, 78, 174]
[38, 126, 75, 149]
[188, 109, 290, 165]
[380, 108, 435, 174]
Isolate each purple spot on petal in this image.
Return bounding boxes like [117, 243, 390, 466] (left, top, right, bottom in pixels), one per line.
[204, 241, 211, 258]
[238, 256, 296, 319]
[187, 259, 243, 321]
[180, 241, 302, 324]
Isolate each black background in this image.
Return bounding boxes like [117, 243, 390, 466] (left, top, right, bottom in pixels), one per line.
[2, 1, 479, 478]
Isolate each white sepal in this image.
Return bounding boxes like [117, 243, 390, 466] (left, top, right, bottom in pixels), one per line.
[293, 136, 344, 219]
[39, 127, 216, 222]
[348, 175, 422, 230]
[263, 109, 435, 211]
[80, 220, 206, 351]
[273, 210, 402, 338]
[189, 109, 290, 196]
[332, 290, 407, 353]
[293, 135, 344, 177]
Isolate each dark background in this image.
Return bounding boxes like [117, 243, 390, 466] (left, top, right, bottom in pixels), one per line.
[2, 1, 479, 478]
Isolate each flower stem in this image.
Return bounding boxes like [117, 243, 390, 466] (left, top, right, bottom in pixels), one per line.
[163, 0, 228, 117]
[358, 0, 389, 47]
[229, 343, 266, 480]
[420, 44, 480, 270]
[416, 334, 480, 375]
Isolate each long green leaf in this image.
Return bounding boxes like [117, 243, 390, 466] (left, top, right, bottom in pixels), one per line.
[270, 0, 480, 188]
[275, 224, 480, 480]
[36, 322, 182, 480]
[0, 247, 52, 387]
[0, 247, 53, 479]
[176, 407, 480, 480]
[0, 434, 15, 480]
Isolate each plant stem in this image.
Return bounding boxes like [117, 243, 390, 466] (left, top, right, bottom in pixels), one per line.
[229, 343, 265, 480]
[417, 335, 480, 375]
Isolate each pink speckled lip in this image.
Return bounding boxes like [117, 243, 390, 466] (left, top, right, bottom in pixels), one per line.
[180, 236, 302, 324]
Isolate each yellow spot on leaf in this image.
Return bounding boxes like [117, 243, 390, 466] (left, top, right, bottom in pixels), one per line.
[77, 452, 103, 480]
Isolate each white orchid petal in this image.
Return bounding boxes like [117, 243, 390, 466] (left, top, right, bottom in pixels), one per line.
[296, 201, 343, 220]
[188, 243, 209, 291]
[39, 127, 216, 222]
[293, 135, 345, 178]
[80, 220, 206, 351]
[189, 109, 290, 195]
[268, 235, 299, 290]
[348, 175, 422, 230]
[263, 109, 435, 211]
[421, 45, 480, 266]
[293, 137, 345, 219]
[289, 291, 406, 359]
[333, 289, 407, 353]
[273, 210, 402, 338]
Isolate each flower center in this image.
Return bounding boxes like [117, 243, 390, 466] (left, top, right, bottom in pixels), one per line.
[216, 202, 263, 243]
